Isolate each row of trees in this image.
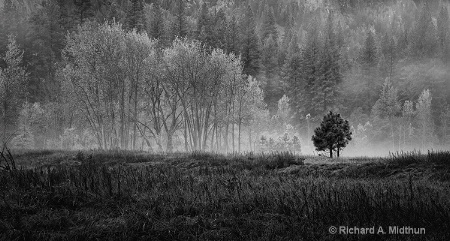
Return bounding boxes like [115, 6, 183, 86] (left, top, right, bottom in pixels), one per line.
[5, 0, 447, 117]
[1, 0, 450, 154]
[364, 79, 440, 151]
[282, 13, 342, 122]
[61, 22, 269, 152]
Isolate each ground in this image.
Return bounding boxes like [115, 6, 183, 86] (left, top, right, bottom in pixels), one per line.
[1, 150, 449, 240]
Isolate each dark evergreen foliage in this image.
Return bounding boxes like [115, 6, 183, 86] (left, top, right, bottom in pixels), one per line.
[1, 0, 450, 149]
[148, 2, 164, 40]
[437, 5, 450, 62]
[225, 16, 239, 55]
[28, 0, 66, 102]
[312, 111, 352, 158]
[360, 30, 377, 67]
[125, 0, 145, 32]
[282, 37, 303, 123]
[211, 9, 227, 50]
[261, 35, 278, 79]
[172, 0, 188, 38]
[261, 6, 278, 42]
[314, 13, 341, 116]
[412, 3, 437, 57]
[300, 24, 321, 117]
[73, 0, 93, 24]
[359, 30, 380, 114]
[240, 5, 260, 77]
[196, 3, 210, 44]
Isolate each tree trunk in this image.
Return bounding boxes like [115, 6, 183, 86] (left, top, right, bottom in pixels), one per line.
[120, 81, 126, 150]
[329, 147, 333, 158]
[238, 94, 242, 153]
[421, 122, 425, 151]
[404, 125, 407, 150]
[141, 128, 145, 151]
[166, 132, 173, 153]
[225, 123, 229, 153]
[232, 122, 235, 153]
[133, 87, 138, 150]
[391, 121, 395, 152]
[248, 126, 252, 152]
[337, 148, 340, 157]
[238, 120, 241, 153]
[2, 100, 6, 143]
[210, 124, 215, 152]
[202, 107, 211, 151]
[216, 126, 220, 152]
[212, 103, 217, 152]
[183, 118, 188, 152]
[232, 98, 235, 153]
[101, 125, 107, 150]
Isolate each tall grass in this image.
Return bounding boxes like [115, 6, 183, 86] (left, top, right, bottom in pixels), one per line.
[387, 150, 450, 166]
[0, 150, 449, 240]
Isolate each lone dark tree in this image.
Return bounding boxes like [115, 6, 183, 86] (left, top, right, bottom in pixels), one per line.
[312, 111, 352, 158]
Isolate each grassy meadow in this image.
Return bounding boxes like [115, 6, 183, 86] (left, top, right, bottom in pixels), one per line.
[1, 149, 450, 240]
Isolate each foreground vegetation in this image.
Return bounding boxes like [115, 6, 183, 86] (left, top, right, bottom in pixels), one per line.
[1, 150, 450, 240]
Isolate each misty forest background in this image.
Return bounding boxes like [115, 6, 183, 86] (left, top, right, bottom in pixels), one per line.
[1, 0, 450, 156]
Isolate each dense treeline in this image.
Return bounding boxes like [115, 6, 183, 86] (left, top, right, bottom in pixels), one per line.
[0, 0, 450, 154]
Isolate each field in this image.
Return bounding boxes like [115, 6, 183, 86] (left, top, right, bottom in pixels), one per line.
[1, 150, 450, 241]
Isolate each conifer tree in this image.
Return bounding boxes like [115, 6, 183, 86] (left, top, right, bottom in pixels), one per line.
[56, 0, 76, 32]
[0, 0, 17, 56]
[372, 78, 400, 120]
[401, 100, 415, 148]
[29, 0, 66, 102]
[300, 23, 321, 117]
[282, 36, 300, 85]
[240, 5, 260, 77]
[196, 3, 211, 44]
[261, 35, 278, 79]
[10, 102, 35, 149]
[416, 89, 434, 150]
[278, 27, 292, 69]
[437, 5, 450, 62]
[162, 17, 175, 47]
[73, 0, 93, 24]
[380, 32, 396, 79]
[197, 3, 209, 35]
[172, 0, 188, 38]
[360, 30, 380, 113]
[149, 2, 164, 40]
[226, 16, 239, 55]
[282, 37, 303, 121]
[211, 9, 227, 50]
[0, 36, 27, 143]
[261, 35, 281, 114]
[314, 12, 341, 115]
[261, 6, 278, 42]
[276, 94, 291, 129]
[126, 0, 145, 32]
[312, 111, 352, 158]
[412, 3, 437, 57]
[372, 78, 401, 150]
[361, 30, 377, 68]
[396, 27, 409, 58]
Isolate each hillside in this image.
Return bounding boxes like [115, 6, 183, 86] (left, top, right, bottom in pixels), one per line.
[1, 0, 450, 154]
